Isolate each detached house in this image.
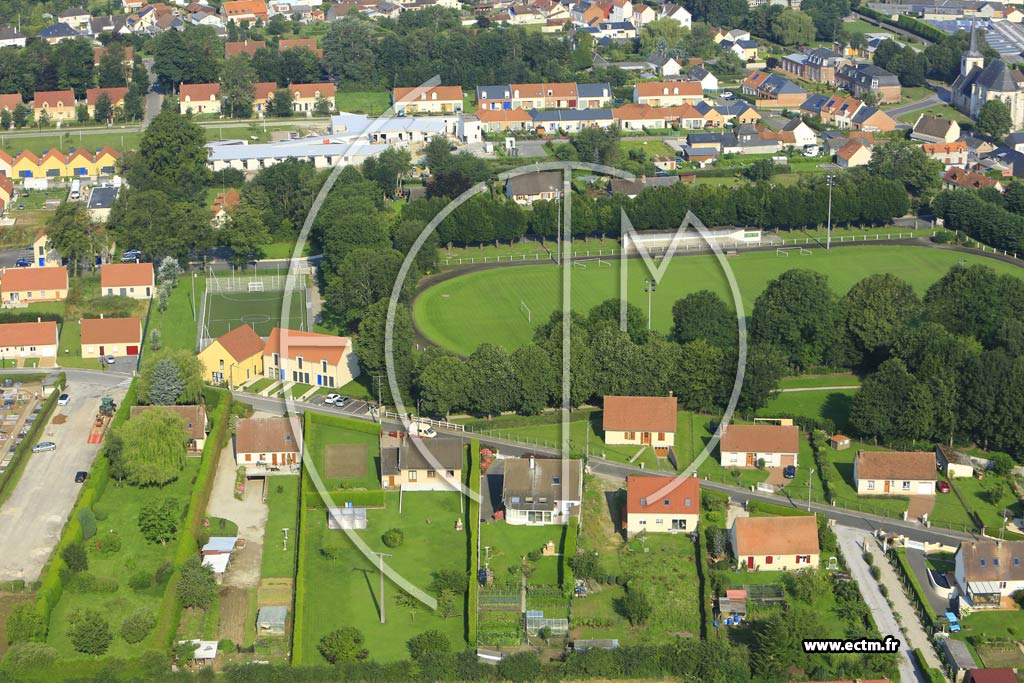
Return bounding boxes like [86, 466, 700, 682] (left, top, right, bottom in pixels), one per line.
[33, 90, 76, 122]
[623, 475, 699, 536]
[954, 540, 1024, 608]
[263, 327, 359, 389]
[853, 451, 937, 495]
[0, 321, 59, 360]
[234, 416, 301, 473]
[911, 114, 961, 143]
[131, 405, 208, 453]
[393, 85, 464, 114]
[100, 262, 154, 299]
[501, 457, 583, 526]
[731, 515, 820, 571]
[505, 171, 563, 205]
[80, 317, 142, 358]
[633, 81, 703, 107]
[923, 141, 969, 166]
[220, 0, 269, 23]
[602, 395, 677, 451]
[288, 83, 335, 113]
[1, 266, 68, 305]
[719, 423, 799, 468]
[179, 83, 221, 115]
[85, 87, 129, 118]
[198, 323, 265, 388]
[381, 439, 464, 491]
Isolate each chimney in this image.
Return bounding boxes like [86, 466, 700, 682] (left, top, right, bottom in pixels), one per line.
[37, 317, 41, 323]
[100, 313, 104, 319]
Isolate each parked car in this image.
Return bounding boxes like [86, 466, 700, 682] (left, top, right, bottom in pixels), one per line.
[32, 441, 56, 453]
[937, 480, 951, 493]
[323, 393, 341, 405]
[409, 421, 437, 438]
[783, 465, 797, 479]
[720, 91, 735, 100]
[15, 259, 31, 267]
[57, 393, 70, 406]
[121, 249, 142, 262]
[334, 396, 349, 408]
[104, 355, 116, 365]
[74, 471, 87, 483]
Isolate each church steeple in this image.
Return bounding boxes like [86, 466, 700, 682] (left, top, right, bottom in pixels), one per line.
[963, 16, 985, 76]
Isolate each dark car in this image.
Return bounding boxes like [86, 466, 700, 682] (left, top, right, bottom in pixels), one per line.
[783, 465, 797, 479]
[937, 480, 950, 493]
[74, 471, 87, 483]
[15, 259, 31, 267]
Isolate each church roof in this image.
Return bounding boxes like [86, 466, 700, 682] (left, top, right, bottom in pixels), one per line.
[976, 60, 1020, 93]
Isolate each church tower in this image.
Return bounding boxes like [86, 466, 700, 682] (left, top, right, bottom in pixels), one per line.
[962, 17, 984, 77]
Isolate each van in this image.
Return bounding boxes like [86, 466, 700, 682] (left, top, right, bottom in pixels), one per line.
[70, 179, 81, 200]
[408, 422, 437, 438]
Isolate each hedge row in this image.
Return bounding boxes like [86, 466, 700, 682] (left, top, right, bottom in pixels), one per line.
[746, 501, 812, 517]
[808, 431, 836, 504]
[913, 648, 945, 683]
[0, 373, 66, 508]
[467, 439, 481, 645]
[307, 410, 382, 436]
[695, 516, 713, 639]
[856, 7, 947, 43]
[150, 387, 233, 651]
[303, 489, 386, 508]
[36, 377, 129, 632]
[889, 548, 937, 631]
[292, 413, 314, 667]
[561, 519, 578, 598]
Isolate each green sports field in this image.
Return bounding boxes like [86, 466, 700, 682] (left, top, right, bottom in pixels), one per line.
[414, 246, 1024, 355]
[204, 289, 307, 338]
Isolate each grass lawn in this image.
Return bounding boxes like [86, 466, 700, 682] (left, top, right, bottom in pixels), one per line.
[953, 608, 1024, 641]
[335, 90, 391, 115]
[245, 378, 275, 393]
[262, 476, 300, 579]
[0, 130, 143, 156]
[297, 491, 468, 663]
[794, 224, 932, 241]
[618, 139, 675, 158]
[777, 373, 861, 389]
[757, 389, 858, 432]
[924, 551, 955, 572]
[440, 237, 620, 263]
[46, 460, 201, 658]
[480, 521, 564, 586]
[842, 18, 893, 35]
[897, 104, 972, 125]
[148, 275, 204, 353]
[928, 477, 977, 531]
[822, 438, 910, 518]
[283, 383, 314, 398]
[305, 421, 381, 490]
[948, 475, 1024, 537]
[262, 241, 313, 259]
[413, 246, 1024, 356]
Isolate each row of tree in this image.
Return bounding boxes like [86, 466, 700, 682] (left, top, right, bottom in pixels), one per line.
[934, 188, 1024, 255]
[873, 28, 998, 86]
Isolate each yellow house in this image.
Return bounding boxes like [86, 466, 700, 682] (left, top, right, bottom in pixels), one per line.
[100, 262, 154, 299]
[31, 230, 61, 268]
[38, 149, 68, 178]
[0, 321, 59, 360]
[1, 266, 68, 304]
[33, 90, 76, 122]
[198, 323, 265, 387]
[0, 150, 13, 178]
[12, 151, 40, 178]
[80, 316, 142, 358]
[263, 327, 358, 389]
[67, 149, 97, 177]
[731, 515, 820, 571]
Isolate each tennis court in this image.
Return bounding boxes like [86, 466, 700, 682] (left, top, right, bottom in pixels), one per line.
[203, 289, 307, 339]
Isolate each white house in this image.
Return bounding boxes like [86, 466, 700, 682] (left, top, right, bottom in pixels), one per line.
[501, 457, 582, 525]
[719, 423, 799, 468]
[852, 451, 936, 496]
[602, 395, 677, 451]
[954, 540, 1024, 608]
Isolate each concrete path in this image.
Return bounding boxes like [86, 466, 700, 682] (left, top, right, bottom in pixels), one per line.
[206, 440, 268, 589]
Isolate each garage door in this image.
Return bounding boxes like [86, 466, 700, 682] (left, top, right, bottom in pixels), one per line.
[779, 455, 795, 467]
[917, 482, 932, 494]
[127, 345, 139, 355]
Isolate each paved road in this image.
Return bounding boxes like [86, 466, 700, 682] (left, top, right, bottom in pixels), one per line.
[834, 525, 922, 683]
[141, 58, 162, 126]
[776, 385, 859, 393]
[0, 370, 131, 582]
[886, 93, 941, 121]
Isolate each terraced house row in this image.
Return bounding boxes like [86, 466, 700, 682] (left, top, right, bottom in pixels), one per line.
[0, 147, 120, 179]
[0, 88, 129, 122]
[178, 82, 336, 116]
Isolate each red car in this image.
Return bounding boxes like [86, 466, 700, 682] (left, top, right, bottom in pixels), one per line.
[937, 481, 951, 493]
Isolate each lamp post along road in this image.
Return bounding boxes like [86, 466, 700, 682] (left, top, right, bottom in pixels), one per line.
[826, 175, 835, 251]
[644, 278, 656, 330]
[808, 468, 815, 511]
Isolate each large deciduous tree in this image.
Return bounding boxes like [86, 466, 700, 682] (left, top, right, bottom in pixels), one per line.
[125, 111, 210, 203]
[977, 98, 1013, 140]
[220, 54, 257, 118]
[119, 410, 188, 486]
[750, 269, 836, 370]
[178, 555, 217, 610]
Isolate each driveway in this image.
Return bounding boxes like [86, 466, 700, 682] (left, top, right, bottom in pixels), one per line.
[906, 547, 952, 617]
[514, 140, 548, 158]
[206, 438, 268, 588]
[885, 93, 941, 121]
[0, 375, 129, 581]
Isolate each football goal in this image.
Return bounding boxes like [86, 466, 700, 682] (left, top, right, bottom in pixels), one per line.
[776, 247, 813, 257]
[520, 300, 532, 323]
[248, 281, 265, 292]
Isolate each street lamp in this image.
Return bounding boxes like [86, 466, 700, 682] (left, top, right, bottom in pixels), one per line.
[644, 278, 657, 330]
[808, 468, 815, 511]
[825, 175, 835, 251]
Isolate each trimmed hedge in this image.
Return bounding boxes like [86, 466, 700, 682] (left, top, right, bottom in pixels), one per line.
[889, 548, 937, 631]
[303, 489, 386, 509]
[307, 410, 382, 435]
[913, 648, 945, 683]
[0, 373, 67, 508]
[695, 517, 714, 639]
[467, 439, 481, 645]
[561, 519, 578, 597]
[856, 7, 947, 43]
[293, 442, 311, 667]
[746, 501, 813, 517]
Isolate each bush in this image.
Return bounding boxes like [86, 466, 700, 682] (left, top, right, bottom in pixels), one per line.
[1, 642, 59, 673]
[61, 544, 88, 574]
[701, 490, 728, 512]
[407, 629, 451, 660]
[67, 610, 113, 655]
[97, 533, 122, 554]
[5, 603, 45, 644]
[430, 569, 468, 595]
[219, 639, 235, 653]
[77, 509, 97, 541]
[128, 571, 153, 591]
[66, 572, 119, 594]
[119, 609, 156, 644]
[319, 627, 368, 664]
[382, 528, 404, 548]
[154, 562, 174, 585]
[497, 651, 542, 682]
[92, 507, 109, 522]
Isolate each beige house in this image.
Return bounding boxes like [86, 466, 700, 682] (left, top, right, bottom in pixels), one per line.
[853, 451, 937, 495]
[954, 540, 1024, 608]
[234, 417, 301, 474]
[101, 263, 154, 299]
[131, 405, 208, 453]
[80, 317, 142, 357]
[380, 439, 464, 491]
[179, 83, 222, 115]
[393, 85, 464, 114]
[719, 423, 799, 468]
[602, 395, 677, 451]
[1, 266, 68, 305]
[263, 327, 359, 389]
[731, 515, 820, 571]
[623, 475, 699, 536]
[0, 321, 59, 360]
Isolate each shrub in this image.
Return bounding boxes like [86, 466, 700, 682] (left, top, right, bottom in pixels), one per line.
[497, 651, 542, 682]
[931, 231, 952, 244]
[66, 573, 119, 593]
[318, 627, 368, 664]
[67, 610, 113, 655]
[77, 509, 97, 541]
[320, 545, 343, 561]
[6, 603, 45, 644]
[218, 639, 235, 653]
[154, 562, 174, 585]
[526, 549, 541, 562]
[92, 506, 108, 522]
[407, 629, 451, 660]
[61, 544, 88, 574]
[616, 583, 652, 626]
[382, 528, 404, 548]
[119, 609, 156, 644]
[430, 569, 468, 595]
[869, 565, 881, 580]
[97, 534, 122, 554]
[1, 642, 59, 673]
[128, 571, 153, 591]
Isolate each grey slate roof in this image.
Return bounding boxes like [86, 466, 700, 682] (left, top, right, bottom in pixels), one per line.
[975, 59, 1020, 91]
[801, 93, 829, 113]
[380, 439, 464, 476]
[506, 170, 563, 196]
[577, 82, 611, 98]
[841, 63, 901, 88]
[502, 457, 583, 511]
[609, 176, 680, 195]
[913, 114, 957, 140]
[852, 105, 883, 125]
[40, 22, 80, 38]
[530, 108, 613, 123]
[476, 85, 511, 101]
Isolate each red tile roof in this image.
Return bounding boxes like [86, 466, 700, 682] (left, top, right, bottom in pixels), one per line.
[720, 424, 799, 454]
[180, 83, 221, 102]
[0, 94, 23, 111]
[0, 321, 59, 347]
[101, 262, 154, 288]
[922, 141, 967, 155]
[626, 475, 699, 515]
[393, 85, 462, 103]
[80, 317, 142, 345]
[943, 167, 1000, 190]
[732, 515, 820, 557]
[224, 39, 265, 57]
[477, 108, 533, 124]
[635, 81, 702, 98]
[854, 451, 937, 481]
[33, 90, 75, 108]
[264, 327, 350, 365]
[86, 87, 129, 106]
[603, 395, 677, 433]
[235, 416, 300, 454]
[213, 323, 265, 361]
[1, 266, 68, 293]
[290, 83, 335, 100]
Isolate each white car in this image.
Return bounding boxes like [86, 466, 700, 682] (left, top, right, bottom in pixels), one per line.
[720, 92, 735, 100]
[57, 393, 70, 406]
[408, 422, 437, 438]
[104, 355, 116, 365]
[323, 393, 341, 405]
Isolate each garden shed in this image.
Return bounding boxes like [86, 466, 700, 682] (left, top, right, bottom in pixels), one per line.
[257, 606, 288, 636]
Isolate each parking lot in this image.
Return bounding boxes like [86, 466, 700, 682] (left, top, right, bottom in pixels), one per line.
[0, 379, 44, 475]
[0, 374, 129, 582]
